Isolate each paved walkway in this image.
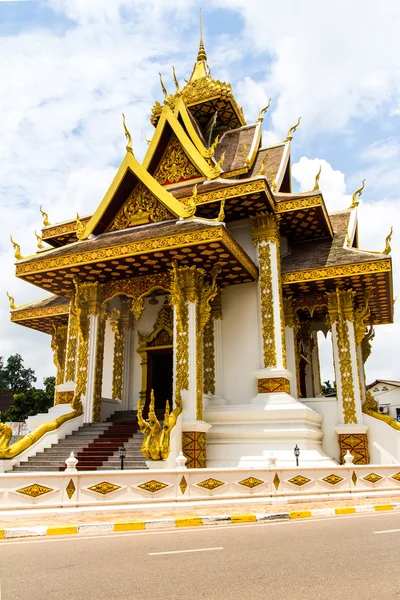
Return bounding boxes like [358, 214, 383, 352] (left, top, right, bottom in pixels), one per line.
[2, 491, 400, 530]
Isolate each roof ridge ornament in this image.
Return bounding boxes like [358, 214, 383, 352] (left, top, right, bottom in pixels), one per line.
[6, 291, 16, 310]
[258, 100, 271, 122]
[313, 165, 322, 190]
[76, 213, 86, 241]
[383, 226, 393, 255]
[35, 230, 44, 250]
[159, 73, 168, 99]
[10, 235, 23, 260]
[172, 66, 180, 92]
[39, 205, 50, 226]
[258, 152, 268, 176]
[284, 116, 301, 142]
[122, 113, 133, 154]
[348, 179, 365, 209]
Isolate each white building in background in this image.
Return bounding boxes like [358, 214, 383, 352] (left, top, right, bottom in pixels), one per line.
[367, 381, 400, 422]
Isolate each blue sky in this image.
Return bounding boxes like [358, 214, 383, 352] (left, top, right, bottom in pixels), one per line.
[0, 0, 400, 387]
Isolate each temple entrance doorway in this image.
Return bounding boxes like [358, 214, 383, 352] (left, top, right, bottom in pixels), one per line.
[145, 349, 173, 413]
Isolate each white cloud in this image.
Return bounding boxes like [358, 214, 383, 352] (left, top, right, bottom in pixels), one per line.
[214, 0, 400, 138]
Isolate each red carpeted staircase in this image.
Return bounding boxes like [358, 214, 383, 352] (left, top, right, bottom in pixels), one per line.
[62, 414, 139, 471]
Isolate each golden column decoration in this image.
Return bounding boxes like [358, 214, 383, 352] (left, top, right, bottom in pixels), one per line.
[73, 278, 90, 411]
[203, 319, 215, 395]
[65, 291, 79, 383]
[251, 213, 288, 395]
[328, 288, 369, 464]
[110, 307, 124, 400]
[51, 324, 68, 404]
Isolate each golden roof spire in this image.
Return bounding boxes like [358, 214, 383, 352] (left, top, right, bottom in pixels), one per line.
[197, 8, 207, 61]
[348, 179, 365, 209]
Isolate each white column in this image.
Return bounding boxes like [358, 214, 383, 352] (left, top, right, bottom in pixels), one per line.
[214, 317, 224, 399]
[311, 331, 322, 397]
[285, 325, 297, 398]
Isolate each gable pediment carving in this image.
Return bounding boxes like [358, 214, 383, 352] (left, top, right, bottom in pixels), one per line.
[154, 134, 202, 186]
[108, 182, 174, 232]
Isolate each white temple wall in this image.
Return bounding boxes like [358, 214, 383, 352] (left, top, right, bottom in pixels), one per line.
[226, 221, 256, 263]
[221, 282, 258, 405]
[364, 413, 400, 463]
[302, 398, 340, 462]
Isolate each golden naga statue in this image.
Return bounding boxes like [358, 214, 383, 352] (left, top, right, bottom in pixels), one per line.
[137, 390, 182, 460]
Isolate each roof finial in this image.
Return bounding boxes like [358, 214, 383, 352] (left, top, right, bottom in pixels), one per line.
[383, 226, 393, 255]
[122, 113, 133, 154]
[348, 179, 366, 209]
[313, 165, 322, 191]
[6, 291, 16, 310]
[284, 117, 301, 142]
[197, 8, 207, 61]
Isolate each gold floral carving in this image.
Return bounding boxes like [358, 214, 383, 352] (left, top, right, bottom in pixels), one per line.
[150, 76, 245, 127]
[188, 179, 267, 207]
[273, 473, 280, 490]
[65, 292, 78, 382]
[154, 134, 201, 185]
[238, 477, 264, 489]
[363, 473, 382, 484]
[327, 289, 358, 424]
[203, 319, 215, 395]
[138, 480, 168, 493]
[282, 259, 391, 285]
[42, 217, 91, 240]
[338, 433, 369, 464]
[293, 294, 328, 318]
[275, 195, 323, 213]
[251, 212, 280, 245]
[109, 182, 173, 232]
[197, 478, 224, 490]
[322, 474, 343, 485]
[110, 309, 124, 400]
[103, 272, 171, 312]
[257, 242, 275, 368]
[16, 484, 54, 498]
[80, 281, 102, 316]
[182, 431, 206, 468]
[352, 471, 358, 486]
[283, 297, 294, 328]
[51, 324, 68, 402]
[16, 226, 258, 282]
[10, 303, 70, 323]
[66, 479, 76, 499]
[257, 378, 290, 394]
[88, 482, 121, 495]
[288, 475, 311, 487]
[92, 314, 106, 423]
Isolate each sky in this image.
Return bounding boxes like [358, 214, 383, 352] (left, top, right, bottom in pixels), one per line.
[1, 0, 400, 389]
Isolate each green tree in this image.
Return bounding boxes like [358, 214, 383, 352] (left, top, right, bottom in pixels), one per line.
[1, 354, 36, 393]
[321, 380, 337, 395]
[2, 376, 55, 422]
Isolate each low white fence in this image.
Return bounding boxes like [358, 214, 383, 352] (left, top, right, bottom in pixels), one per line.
[1, 464, 400, 510]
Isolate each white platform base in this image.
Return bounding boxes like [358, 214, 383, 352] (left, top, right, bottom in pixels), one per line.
[25, 404, 74, 430]
[204, 401, 337, 468]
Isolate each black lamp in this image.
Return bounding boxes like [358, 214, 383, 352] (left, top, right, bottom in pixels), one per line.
[119, 444, 126, 470]
[294, 444, 300, 467]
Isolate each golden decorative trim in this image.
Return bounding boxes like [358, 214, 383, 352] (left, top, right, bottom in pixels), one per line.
[88, 482, 121, 495]
[11, 304, 69, 322]
[203, 319, 215, 395]
[288, 475, 311, 487]
[182, 431, 206, 468]
[51, 324, 68, 403]
[257, 378, 290, 394]
[322, 474, 343, 485]
[273, 473, 280, 490]
[16, 484, 54, 498]
[154, 134, 201, 185]
[179, 476, 188, 495]
[188, 179, 267, 206]
[391, 473, 400, 482]
[251, 212, 280, 245]
[16, 226, 258, 282]
[352, 471, 358, 486]
[238, 477, 264, 489]
[363, 473, 382, 484]
[103, 272, 171, 306]
[282, 259, 391, 285]
[66, 479, 76, 500]
[257, 243, 276, 368]
[196, 303, 203, 420]
[338, 433, 369, 465]
[275, 195, 322, 213]
[137, 389, 182, 461]
[42, 217, 91, 240]
[197, 478, 224, 490]
[65, 293, 78, 382]
[138, 480, 168, 493]
[108, 181, 173, 232]
[111, 311, 124, 400]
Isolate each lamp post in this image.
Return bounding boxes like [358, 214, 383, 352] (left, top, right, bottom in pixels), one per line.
[294, 444, 300, 467]
[119, 444, 126, 470]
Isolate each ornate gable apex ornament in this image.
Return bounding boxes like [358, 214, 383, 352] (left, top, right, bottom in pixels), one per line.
[142, 104, 218, 181]
[80, 151, 191, 240]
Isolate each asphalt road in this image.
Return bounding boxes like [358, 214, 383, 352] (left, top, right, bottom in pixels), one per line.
[1, 512, 400, 600]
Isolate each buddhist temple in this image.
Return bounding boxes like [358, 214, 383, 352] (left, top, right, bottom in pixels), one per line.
[4, 26, 397, 471]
